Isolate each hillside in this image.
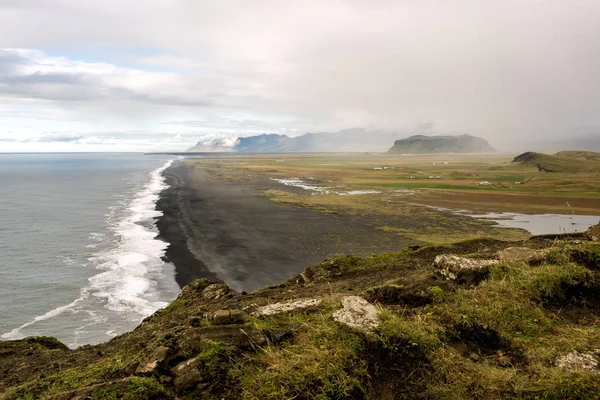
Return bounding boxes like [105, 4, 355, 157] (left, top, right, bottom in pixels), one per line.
[387, 134, 496, 154]
[1, 231, 600, 399]
[511, 151, 600, 172]
[555, 151, 600, 161]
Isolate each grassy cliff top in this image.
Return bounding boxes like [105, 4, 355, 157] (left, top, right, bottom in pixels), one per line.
[1, 230, 600, 399]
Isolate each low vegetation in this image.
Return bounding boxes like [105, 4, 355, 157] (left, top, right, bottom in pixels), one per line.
[186, 152, 600, 219]
[1, 229, 600, 399]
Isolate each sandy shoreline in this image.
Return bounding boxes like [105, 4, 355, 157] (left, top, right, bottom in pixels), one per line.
[155, 161, 418, 292]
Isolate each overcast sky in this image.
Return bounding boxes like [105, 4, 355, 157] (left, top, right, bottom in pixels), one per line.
[1, 0, 599, 152]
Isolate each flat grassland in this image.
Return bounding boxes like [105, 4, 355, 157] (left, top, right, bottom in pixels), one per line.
[185, 153, 599, 244]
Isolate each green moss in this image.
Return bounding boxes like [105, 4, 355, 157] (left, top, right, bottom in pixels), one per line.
[429, 286, 446, 303]
[235, 305, 369, 399]
[24, 336, 69, 350]
[89, 377, 172, 400]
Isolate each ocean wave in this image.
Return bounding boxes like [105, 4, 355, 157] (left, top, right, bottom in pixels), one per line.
[2, 160, 176, 345]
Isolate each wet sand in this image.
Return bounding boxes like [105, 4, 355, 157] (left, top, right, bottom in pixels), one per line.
[156, 161, 417, 292]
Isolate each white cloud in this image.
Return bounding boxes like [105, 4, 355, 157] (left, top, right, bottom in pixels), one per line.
[0, 0, 599, 151]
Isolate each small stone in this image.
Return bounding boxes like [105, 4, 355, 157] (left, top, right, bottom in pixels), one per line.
[213, 309, 245, 325]
[469, 353, 480, 362]
[556, 351, 599, 372]
[159, 375, 172, 384]
[135, 346, 171, 375]
[202, 284, 230, 300]
[171, 357, 203, 389]
[332, 296, 380, 332]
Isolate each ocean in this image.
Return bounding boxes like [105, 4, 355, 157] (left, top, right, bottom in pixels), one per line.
[0, 153, 180, 348]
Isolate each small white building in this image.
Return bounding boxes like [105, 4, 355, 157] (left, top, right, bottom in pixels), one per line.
[479, 181, 492, 186]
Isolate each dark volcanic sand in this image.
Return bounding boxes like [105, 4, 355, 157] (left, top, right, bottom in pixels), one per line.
[157, 161, 417, 292]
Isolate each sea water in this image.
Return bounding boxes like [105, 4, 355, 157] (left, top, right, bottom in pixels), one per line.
[0, 153, 180, 348]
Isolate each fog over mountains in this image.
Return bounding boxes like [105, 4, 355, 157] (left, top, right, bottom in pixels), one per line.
[188, 129, 404, 153]
[188, 129, 599, 154]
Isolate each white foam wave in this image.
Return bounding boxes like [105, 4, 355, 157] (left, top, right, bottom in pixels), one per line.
[2, 160, 175, 344]
[1, 298, 84, 339]
[83, 160, 173, 316]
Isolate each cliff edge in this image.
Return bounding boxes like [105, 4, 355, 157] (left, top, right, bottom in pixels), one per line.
[1, 228, 600, 399]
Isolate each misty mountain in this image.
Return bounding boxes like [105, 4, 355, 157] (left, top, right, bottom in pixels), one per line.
[187, 137, 238, 152]
[387, 134, 496, 154]
[187, 129, 406, 153]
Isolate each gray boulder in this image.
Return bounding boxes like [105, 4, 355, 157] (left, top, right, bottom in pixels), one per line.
[435, 254, 499, 284]
[332, 296, 380, 332]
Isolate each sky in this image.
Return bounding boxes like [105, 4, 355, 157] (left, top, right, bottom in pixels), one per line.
[0, 0, 599, 152]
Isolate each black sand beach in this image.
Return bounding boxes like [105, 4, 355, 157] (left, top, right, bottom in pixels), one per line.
[156, 160, 417, 292]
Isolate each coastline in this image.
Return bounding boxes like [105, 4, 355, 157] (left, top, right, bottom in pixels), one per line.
[156, 161, 222, 288]
[155, 160, 420, 292]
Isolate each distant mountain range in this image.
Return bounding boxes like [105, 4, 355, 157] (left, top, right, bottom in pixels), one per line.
[187, 129, 406, 153]
[387, 134, 496, 154]
[187, 130, 496, 154]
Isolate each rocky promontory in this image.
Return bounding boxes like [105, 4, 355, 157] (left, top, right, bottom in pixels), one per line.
[1, 229, 600, 399]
